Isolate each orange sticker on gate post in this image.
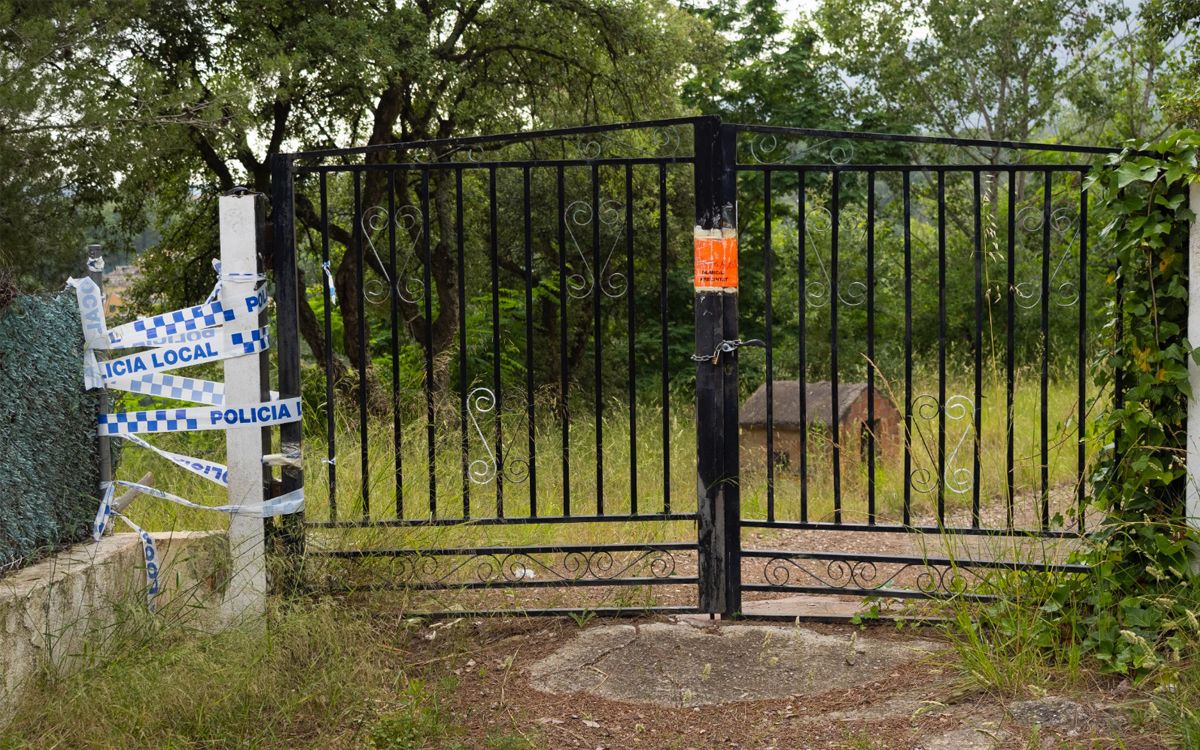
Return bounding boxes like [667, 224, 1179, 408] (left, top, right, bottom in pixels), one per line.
[693, 228, 738, 292]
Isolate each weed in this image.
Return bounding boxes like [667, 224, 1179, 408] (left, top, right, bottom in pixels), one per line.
[939, 567, 1085, 697]
[1148, 656, 1200, 747]
[370, 678, 462, 750]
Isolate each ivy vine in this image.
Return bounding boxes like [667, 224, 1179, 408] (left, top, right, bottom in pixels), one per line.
[1056, 130, 1200, 674]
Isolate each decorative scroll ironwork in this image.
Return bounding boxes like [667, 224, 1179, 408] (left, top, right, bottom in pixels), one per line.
[746, 133, 855, 166]
[1014, 204, 1081, 309]
[564, 199, 628, 299]
[573, 128, 683, 160]
[909, 394, 975, 495]
[465, 387, 529, 485]
[759, 555, 991, 596]
[360, 204, 425, 305]
[373, 547, 684, 588]
[804, 207, 867, 307]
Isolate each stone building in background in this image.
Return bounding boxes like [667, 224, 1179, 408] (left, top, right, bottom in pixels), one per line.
[739, 381, 901, 470]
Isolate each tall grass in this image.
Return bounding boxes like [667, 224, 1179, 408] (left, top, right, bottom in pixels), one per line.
[0, 600, 387, 749]
[122, 372, 1097, 548]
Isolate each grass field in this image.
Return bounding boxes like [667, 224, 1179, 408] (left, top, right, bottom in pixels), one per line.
[3, 585, 1199, 749]
[122, 370, 1099, 548]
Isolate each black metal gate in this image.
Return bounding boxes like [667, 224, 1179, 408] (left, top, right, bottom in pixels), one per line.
[269, 116, 1110, 617]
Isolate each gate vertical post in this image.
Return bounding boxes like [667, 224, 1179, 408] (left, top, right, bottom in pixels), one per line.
[270, 155, 306, 578]
[87, 244, 113, 489]
[1188, 182, 1200, 551]
[694, 117, 741, 616]
[220, 191, 269, 621]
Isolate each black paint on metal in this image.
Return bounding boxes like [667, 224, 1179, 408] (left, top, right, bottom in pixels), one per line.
[268, 154, 304, 562]
[694, 117, 741, 617]
[268, 116, 1117, 612]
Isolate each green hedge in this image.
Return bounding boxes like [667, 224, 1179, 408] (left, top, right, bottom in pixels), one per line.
[0, 292, 109, 572]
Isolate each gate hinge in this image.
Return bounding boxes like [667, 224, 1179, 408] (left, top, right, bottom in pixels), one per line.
[690, 338, 765, 365]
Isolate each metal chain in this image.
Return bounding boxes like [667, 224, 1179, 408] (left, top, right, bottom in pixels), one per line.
[689, 338, 766, 365]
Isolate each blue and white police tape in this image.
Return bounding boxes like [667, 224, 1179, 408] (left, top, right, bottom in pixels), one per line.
[107, 371, 224, 406]
[66, 276, 267, 351]
[92, 479, 303, 609]
[118, 434, 229, 486]
[106, 285, 267, 349]
[97, 326, 269, 387]
[322, 260, 338, 306]
[115, 512, 160, 609]
[203, 259, 266, 306]
[97, 396, 302, 436]
[88, 486, 160, 608]
[66, 276, 109, 352]
[109, 479, 304, 518]
[105, 371, 279, 407]
[93, 481, 115, 541]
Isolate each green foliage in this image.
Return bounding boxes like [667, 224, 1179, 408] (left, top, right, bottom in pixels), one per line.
[682, 0, 846, 128]
[105, 0, 715, 386]
[1143, 0, 1200, 129]
[0, 0, 127, 288]
[1073, 131, 1200, 674]
[0, 292, 108, 570]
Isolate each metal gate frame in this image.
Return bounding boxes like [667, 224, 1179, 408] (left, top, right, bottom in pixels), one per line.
[269, 115, 1109, 617]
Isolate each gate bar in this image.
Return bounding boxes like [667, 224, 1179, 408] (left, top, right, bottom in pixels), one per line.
[1188, 182, 1200, 548]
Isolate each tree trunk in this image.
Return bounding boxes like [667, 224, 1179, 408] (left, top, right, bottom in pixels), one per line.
[332, 240, 390, 415]
[391, 168, 461, 400]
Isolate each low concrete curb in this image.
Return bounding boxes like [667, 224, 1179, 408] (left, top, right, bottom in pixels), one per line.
[0, 531, 227, 714]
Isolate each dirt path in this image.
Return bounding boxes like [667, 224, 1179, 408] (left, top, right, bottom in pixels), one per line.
[386, 616, 1158, 750]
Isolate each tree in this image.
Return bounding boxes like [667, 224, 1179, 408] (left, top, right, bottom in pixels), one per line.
[67, 0, 713, 408]
[682, 0, 850, 127]
[0, 1, 127, 289]
[1143, 0, 1200, 127]
[813, 0, 1127, 159]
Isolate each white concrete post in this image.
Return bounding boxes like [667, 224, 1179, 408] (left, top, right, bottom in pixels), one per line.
[219, 192, 266, 621]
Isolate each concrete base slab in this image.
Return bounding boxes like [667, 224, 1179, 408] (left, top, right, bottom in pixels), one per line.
[527, 621, 942, 707]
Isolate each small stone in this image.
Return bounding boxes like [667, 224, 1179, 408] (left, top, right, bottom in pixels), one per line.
[1008, 697, 1090, 728]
